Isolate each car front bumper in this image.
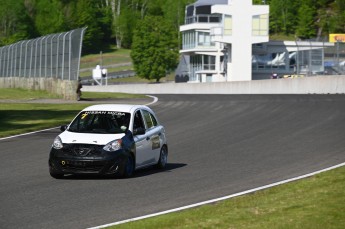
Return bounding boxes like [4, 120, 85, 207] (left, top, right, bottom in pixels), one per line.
[49, 144, 126, 175]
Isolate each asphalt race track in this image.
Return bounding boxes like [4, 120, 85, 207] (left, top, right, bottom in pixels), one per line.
[1, 95, 345, 229]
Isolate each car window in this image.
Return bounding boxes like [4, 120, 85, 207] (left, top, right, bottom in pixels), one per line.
[142, 110, 158, 129]
[133, 110, 145, 130]
[149, 112, 158, 126]
[68, 111, 130, 134]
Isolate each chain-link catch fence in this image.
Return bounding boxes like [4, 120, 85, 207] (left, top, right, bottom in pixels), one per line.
[0, 28, 86, 81]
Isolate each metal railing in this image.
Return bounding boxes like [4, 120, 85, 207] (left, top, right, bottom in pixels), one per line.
[0, 27, 86, 81]
[185, 15, 221, 24]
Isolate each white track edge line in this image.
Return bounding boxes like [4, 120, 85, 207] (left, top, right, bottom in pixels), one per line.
[0, 127, 59, 141]
[88, 162, 345, 229]
[145, 95, 158, 106]
[0, 95, 159, 141]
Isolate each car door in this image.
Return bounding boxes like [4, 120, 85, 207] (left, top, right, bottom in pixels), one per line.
[141, 109, 162, 162]
[133, 109, 152, 167]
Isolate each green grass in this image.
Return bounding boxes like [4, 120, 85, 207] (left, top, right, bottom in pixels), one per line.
[80, 48, 132, 70]
[81, 91, 146, 99]
[0, 88, 62, 100]
[0, 88, 146, 101]
[112, 166, 345, 229]
[0, 103, 88, 137]
[0, 88, 147, 137]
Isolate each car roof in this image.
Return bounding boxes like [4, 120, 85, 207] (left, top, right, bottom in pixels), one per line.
[81, 104, 149, 113]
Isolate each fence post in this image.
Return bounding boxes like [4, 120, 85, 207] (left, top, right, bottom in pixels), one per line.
[19, 41, 24, 77]
[39, 37, 44, 78]
[13, 43, 17, 77]
[56, 33, 63, 79]
[69, 30, 74, 80]
[34, 38, 39, 78]
[76, 27, 87, 81]
[50, 35, 56, 78]
[44, 36, 49, 78]
[6, 45, 10, 77]
[0, 48, 3, 77]
[61, 31, 70, 80]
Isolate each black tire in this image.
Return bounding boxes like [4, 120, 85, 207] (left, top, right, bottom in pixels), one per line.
[49, 168, 64, 179]
[156, 146, 168, 169]
[121, 155, 135, 178]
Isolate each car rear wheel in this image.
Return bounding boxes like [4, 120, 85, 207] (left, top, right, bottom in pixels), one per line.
[156, 146, 168, 169]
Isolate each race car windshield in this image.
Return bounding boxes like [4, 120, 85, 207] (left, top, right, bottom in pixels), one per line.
[68, 111, 131, 134]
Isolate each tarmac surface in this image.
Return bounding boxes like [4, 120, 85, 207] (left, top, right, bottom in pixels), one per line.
[1, 94, 345, 229]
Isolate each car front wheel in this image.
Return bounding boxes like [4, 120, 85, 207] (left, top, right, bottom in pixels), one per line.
[120, 155, 134, 178]
[49, 168, 64, 179]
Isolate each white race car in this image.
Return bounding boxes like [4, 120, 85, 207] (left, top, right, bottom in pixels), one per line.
[49, 104, 168, 179]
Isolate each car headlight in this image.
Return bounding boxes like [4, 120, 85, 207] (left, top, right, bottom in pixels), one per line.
[103, 139, 122, 152]
[52, 136, 63, 149]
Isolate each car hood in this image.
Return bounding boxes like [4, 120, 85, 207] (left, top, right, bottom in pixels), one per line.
[59, 131, 125, 145]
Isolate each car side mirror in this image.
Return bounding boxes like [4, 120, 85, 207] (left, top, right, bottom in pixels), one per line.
[60, 125, 67, 132]
[133, 127, 145, 136]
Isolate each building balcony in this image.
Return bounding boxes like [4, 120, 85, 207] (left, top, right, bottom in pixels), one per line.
[180, 45, 218, 54]
[185, 15, 222, 24]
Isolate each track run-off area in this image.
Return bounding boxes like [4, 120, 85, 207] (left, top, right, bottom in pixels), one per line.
[1, 94, 345, 229]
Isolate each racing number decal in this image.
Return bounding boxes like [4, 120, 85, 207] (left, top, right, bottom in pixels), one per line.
[151, 136, 160, 150]
[81, 113, 88, 119]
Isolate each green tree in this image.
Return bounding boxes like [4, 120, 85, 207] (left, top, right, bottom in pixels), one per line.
[269, 0, 299, 35]
[296, 0, 316, 39]
[72, 0, 105, 53]
[0, 0, 35, 46]
[332, 0, 345, 33]
[131, 16, 179, 82]
[315, 0, 334, 37]
[34, 0, 66, 35]
[162, 0, 194, 48]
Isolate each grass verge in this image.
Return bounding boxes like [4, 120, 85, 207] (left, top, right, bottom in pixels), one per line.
[0, 88, 147, 137]
[0, 88, 62, 100]
[0, 103, 89, 138]
[80, 48, 132, 70]
[111, 165, 345, 229]
[81, 91, 147, 100]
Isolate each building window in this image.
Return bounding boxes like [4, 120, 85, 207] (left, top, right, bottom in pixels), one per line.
[182, 31, 196, 50]
[190, 55, 216, 72]
[224, 15, 232, 35]
[197, 32, 214, 47]
[183, 31, 216, 49]
[203, 55, 216, 70]
[252, 14, 268, 36]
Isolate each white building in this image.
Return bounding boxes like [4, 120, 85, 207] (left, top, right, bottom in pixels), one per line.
[178, 0, 333, 82]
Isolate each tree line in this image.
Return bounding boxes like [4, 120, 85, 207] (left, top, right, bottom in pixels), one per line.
[263, 0, 345, 39]
[0, 0, 344, 52]
[0, 0, 193, 53]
